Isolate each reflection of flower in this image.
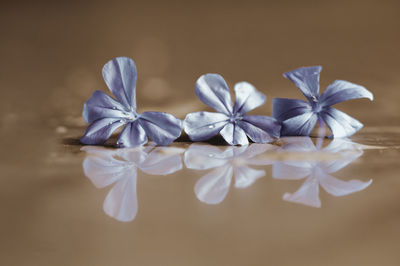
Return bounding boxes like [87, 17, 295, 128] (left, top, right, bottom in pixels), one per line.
[273, 137, 372, 207]
[273, 66, 373, 137]
[185, 143, 276, 204]
[81, 57, 182, 147]
[184, 74, 281, 145]
[82, 144, 184, 222]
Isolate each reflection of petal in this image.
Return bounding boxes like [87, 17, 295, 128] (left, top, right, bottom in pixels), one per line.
[273, 162, 312, 180]
[283, 66, 322, 101]
[319, 80, 373, 107]
[103, 173, 138, 222]
[80, 118, 126, 145]
[280, 137, 317, 152]
[238, 115, 281, 143]
[318, 172, 372, 197]
[184, 144, 228, 170]
[83, 155, 131, 188]
[102, 57, 137, 110]
[272, 98, 311, 122]
[82, 90, 128, 123]
[233, 82, 266, 114]
[283, 176, 321, 208]
[116, 120, 148, 148]
[220, 123, 249, 145]
[194, 74, 233, 115]
[194, 165, 233, 205]
[281, 112, 318, 136]
[183, 112, 228, 141]
[139, 147, 183, 175]
[239, 144, 277, 165]
[320, 107, 363, 138]
[139, 111, 182, 146]
[234, 166, 265, 188]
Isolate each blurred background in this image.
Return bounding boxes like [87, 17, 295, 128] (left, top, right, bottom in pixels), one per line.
[1, 0, 399, 129]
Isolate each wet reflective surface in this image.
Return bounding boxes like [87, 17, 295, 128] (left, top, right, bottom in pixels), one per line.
[3, 126, 399, 266]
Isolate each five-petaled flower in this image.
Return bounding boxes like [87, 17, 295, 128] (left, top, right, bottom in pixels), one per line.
[183, 74, 281, 145]
[81, 57, 183, 148]
[273, 66, 373, 138]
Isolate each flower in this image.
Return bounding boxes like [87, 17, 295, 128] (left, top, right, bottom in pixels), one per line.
[184, 143, 276, 204]
[183, 74, 281, 145]
[81, 57, 182, 147]
[273, 66, 373, 137]
[272, 137, 372, 207]
[82, 144, 184, 222]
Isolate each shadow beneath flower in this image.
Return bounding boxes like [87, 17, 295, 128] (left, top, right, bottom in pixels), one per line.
[184, 143, 278, 204]
[81, 144, 185, 222]
[272, 137, 373, 208]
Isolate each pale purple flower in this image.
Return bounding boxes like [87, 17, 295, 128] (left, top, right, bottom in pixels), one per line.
[273, 137, 372, 207]
[273, 66, 373, 137]
[184, 74, 281, 145]
[184, 143, 276, 204]
[82, 144, 184, 222]
[81, 57, 182, 148]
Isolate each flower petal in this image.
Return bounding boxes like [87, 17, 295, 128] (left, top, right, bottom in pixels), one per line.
[138, 112, 182, 146]
[280, 112, 318, 136]
[238, 115, 281, 143]
[102, 57, 137, 110]
[318, 173, 372, 197]
[233, 82, 266, 114]
[283, 66, 322, 101]
[82, 90, 128, 123]
[272, 98, 311, 121]
[233, 166, 265, 188]
[103, 174, 138, 222]
[139, 147, 183, 175]
[183, 111, 228, 141]
[184, 144, 228, 170]
[116, 120, 148, 148]
[319, 80, 373, 107]
[194, 74, 233, 115]
[194, 165, 233, 205]
[283, 176, 321, 208]
[80, 118, 126, 145]
[220, 123, 249, 145]
[320, 107, 363, 138]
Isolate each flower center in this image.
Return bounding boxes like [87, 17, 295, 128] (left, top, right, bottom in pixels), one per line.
[229, 113, 243, 123]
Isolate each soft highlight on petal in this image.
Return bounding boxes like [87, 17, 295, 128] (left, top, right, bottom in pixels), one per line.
[272, 98, 311, 122]
[102, 57, 137, 110]
[239, 115, 281, 143]
[220, 123, 249, 145]
[183, 111, 228, 141]
[139, 112, 182, 145]
[281, 112, 318, 136]
[80, 118, 126, 145]
[283, 66, 322, 100]
[116, 120, 148, 148]
[82, 90, 128, 123]
[233, 82, 266, 114]
[320, 80, 373, 107]
[194, 74, 233, 115]
[320, 107, 363, 138]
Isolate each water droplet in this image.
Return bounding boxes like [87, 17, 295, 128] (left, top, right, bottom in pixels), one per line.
[311, 96, 318, 102]
[112, 107, 117, 110]
[208, 125, 215, 129]
[208, 154, 214, 157]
